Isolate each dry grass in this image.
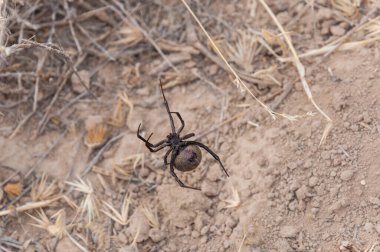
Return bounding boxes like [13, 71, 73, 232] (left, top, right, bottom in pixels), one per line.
[1, 0, 380, 251]
[222, 186, 241, 209]
[102, 194, 132, 226]
[65, 178, 98, 223]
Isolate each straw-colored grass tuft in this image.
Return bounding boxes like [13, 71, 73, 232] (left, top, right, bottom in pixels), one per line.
[102, 194, 132, 226]
[65, 177, 98, 223]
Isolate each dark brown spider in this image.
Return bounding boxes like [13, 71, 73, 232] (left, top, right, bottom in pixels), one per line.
[137, 81, 229, 190]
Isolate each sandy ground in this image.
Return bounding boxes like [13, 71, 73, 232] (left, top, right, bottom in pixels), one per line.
[1, 1, 380, 252]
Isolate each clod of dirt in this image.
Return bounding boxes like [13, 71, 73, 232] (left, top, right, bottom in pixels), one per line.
[280, 225, 299, 238]
[201, 180, 219, 197]
[71, 70, 90, 93]
[330, 25, 346, 36]
[368, 196, 380, 206]
[149, 228, 166, 242]
[340, 170, 354, 181]
[157, 184, 211, 228]
[125, 208, 151, 242]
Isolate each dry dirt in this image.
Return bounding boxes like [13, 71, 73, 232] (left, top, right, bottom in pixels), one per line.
[1, 1, 380, 252]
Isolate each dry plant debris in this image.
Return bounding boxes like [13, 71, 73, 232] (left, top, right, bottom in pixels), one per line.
[1, 0, 380, 251]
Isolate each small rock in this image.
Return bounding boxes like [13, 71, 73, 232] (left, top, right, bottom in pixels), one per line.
[296, 185, 308, 201]
[280, 225, 298, 238]
[375, 223, 380, 234]
[200, 226, 209, 235]
[317, 8, 332, 20]
[303, 160, 312, 169]
[191, 230, 200, 239]
[340, 170, 354, 181]
[364, 222, 374, 233]
[360, 180, 366, 185]
[258, 157, 269, 167]
[309, 176, 318, 187]
[149, 228, 165, 243]
[71, 70, 90, 93]
[330, 25, 346, 36]
[369, 196, 380, 206]
[225, 216, 238, 229]
[201, 181, 219, 197]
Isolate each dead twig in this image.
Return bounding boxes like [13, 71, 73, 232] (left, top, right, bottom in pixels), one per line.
[81, 133, 125, 176]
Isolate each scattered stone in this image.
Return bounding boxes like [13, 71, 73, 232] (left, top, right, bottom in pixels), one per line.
[369, 196, 380, 206]
[296, 185, 308, 201]
[375, 223, 380, 234]
[200, 226, 209, 236]
[340, 170, 354, 181]
[317, 7, 333, 20]
[149, 228, 165, 242]
[280, 225, 298, 238]
[126, 208, 150, 242]
[364, 222, 374, 233]
[330, 25, 346, 36]
[191, 230, 200, 239]
[309, 176, 318, 187]
[303, 159, 312, 169]
[258, 157, 269, 167]
[225, 216, 238, 229]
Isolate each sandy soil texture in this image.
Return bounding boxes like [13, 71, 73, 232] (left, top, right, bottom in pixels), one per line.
[1, 1, 380, 252]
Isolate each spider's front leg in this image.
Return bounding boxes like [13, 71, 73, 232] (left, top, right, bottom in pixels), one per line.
[137, 123, 168, 152]
[169, 148, 200, 190]
[170, 112, 184, 134]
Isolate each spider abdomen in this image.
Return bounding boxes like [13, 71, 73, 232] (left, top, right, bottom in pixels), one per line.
[174, 145, 202, 172]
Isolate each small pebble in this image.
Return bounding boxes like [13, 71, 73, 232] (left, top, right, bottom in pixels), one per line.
[280, 225, 298, 238]
[340, 170, 354, 181]
[330, 25, 346, 36]
[309, 176, 318, 187]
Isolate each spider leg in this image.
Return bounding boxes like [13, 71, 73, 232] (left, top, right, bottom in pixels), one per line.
[137, 123, 168, 152]
[160, 80, 176, 134]
[182, 141, 229, 177]
[169, 148, 201, 190]
[180, 133, 194, 140]
[164, 148, 172, 165]
[170, 112, 184, 134]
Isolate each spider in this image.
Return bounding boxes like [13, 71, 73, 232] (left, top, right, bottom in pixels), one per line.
[137, 81, 229, 190]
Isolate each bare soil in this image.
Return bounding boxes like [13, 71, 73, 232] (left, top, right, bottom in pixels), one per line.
[1, 1, 380, 252]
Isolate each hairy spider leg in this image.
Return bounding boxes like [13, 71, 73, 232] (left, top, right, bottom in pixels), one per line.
[137, 123, 169, 152]
[170, 112, 184, 134]
[164, 148, 172, 165]
[182, 141, 229, 177]
[169, 147, 201, 190]
[180, 133, 195, 140]
[160, 80, 176, 134]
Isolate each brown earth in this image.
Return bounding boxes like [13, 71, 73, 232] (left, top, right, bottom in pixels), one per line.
[1, 1, 380, 252]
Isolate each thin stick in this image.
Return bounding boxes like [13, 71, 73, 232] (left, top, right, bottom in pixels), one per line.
[258, 0, 332, 145]
[111, 0, 179, 73]
[8, 111, 35, 139]
[24, 129, 68, 178]
[0, 197, 61, 217]
[80, 133, 125, 176]
[180, 0, 275, 119]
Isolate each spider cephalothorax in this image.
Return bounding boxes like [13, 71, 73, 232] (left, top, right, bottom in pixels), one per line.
[137, 81, 229, 190]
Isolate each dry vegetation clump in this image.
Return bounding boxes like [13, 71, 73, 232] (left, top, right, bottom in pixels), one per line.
[1, 0, 380, 251]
